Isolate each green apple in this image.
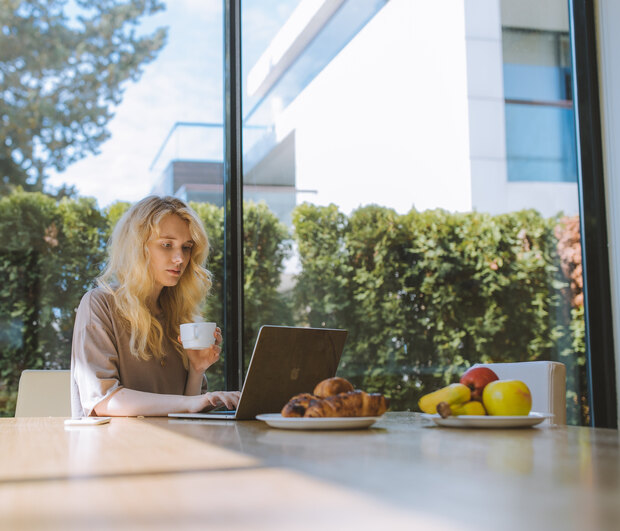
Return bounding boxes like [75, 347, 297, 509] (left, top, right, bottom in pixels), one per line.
[482, 380, 532, 416]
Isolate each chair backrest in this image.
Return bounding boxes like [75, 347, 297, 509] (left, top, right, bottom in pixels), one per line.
[15, 370, 71, 417]
[473, 361, 566, 424]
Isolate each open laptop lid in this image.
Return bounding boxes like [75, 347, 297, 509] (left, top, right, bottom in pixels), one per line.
[169, 325, 348, 420]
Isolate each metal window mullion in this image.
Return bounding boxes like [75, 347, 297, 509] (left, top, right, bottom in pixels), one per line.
[223, 0, 244, 391]
[569, 0, 617, 428]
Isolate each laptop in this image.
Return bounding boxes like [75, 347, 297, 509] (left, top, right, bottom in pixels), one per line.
[168, 325, 348, 420]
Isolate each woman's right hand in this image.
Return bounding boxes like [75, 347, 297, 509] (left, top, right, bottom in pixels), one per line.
[190, 391, 240, 412]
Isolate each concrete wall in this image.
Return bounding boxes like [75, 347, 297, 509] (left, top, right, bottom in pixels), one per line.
[256, 0, 578, 217]
[273, 0, 473, 215]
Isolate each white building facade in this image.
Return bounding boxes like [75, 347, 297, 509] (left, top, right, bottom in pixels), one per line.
[243, 0, 578, 219]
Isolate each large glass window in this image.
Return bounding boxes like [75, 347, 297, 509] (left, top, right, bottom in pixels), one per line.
[0, 1, 607, 426]
[0, 1, 226, 413]
[240, 0, 589, 424]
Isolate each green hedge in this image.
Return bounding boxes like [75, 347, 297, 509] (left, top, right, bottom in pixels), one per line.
[0, 190, 106, 413]
[192, 200, 292, 389]
[0, 193, 291, 414]
[0, 192, 585, 424]
[292, 204, 585, 424]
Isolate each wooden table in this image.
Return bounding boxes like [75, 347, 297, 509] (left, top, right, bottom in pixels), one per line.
[1, 413, 618, 530]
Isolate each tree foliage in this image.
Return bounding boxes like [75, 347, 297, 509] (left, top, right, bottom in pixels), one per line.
[0, 0, 167, 194]
[292, 203, 586, 424]
[0, 189, 106, 414]
[193, 200, 292, 389]
[0, 193, 585, 424]
[0, 194, 293, 415]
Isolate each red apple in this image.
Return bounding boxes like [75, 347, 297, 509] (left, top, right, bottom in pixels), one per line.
[460, 367, 499, 401]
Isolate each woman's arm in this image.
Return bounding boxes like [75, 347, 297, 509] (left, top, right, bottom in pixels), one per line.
[182, 326, 223, 395]
[93, 387, 240, 417]
[185, 368, 207, 396]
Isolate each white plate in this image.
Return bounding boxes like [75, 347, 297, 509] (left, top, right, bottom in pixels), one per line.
[256, 413, 382, 430]
[421, 412, 553, 428]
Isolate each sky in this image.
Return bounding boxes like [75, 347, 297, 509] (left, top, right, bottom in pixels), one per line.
[44, 0, 472, 215]
[46, 0, 296, 208]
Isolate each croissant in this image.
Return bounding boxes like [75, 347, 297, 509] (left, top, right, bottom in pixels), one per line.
[304, 391, 389, 418]
[313, 377, 355, 398]
[280, 393, 319, 417]
[280, 376, 389, 418]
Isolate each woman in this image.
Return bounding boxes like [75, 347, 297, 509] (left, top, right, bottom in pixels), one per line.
[71, 196, 240, 417]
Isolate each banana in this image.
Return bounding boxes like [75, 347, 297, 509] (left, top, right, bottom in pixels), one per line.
[437, 400, 486, 418]
[418, 383, 470, 414]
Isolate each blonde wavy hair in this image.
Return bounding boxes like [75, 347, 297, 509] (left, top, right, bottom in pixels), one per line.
[98, 196, 211, 365]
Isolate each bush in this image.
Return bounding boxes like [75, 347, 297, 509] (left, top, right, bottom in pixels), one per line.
[0, 194, 292, 414]
[555, 216, 587, 424]
[0, 190, 107, 414]
[191, 201, 225, 389]
[0, 192, 586, 422]
[292, 203, 584, 417]
[193, 200, 293, 387]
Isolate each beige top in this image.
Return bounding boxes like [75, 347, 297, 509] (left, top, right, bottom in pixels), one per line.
[71, 287, 206, 417]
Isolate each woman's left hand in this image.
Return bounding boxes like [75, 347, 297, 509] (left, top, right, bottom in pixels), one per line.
[180, 327, 223, 373]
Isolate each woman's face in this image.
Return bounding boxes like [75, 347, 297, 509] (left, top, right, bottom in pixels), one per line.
[147, 214, 193, 291]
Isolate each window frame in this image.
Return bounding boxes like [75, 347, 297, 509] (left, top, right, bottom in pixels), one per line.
[222, 0, 618, 427]
[569, 0, 617, 428]
[223, 0, 244, 391]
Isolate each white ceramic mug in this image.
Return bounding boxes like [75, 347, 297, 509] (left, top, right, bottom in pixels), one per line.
[180, 322, 217, 349]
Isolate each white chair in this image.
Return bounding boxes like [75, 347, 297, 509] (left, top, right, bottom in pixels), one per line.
[473, 361, 566, 424]
[14, 370, 71, 417]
